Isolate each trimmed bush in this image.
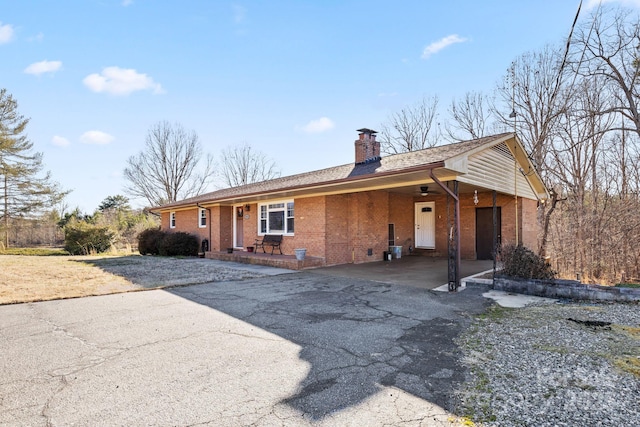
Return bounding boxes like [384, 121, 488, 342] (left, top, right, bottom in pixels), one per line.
[137, 229, 199, 257]
[500, 243, 556, 280]
[64, 222, 115, 255]
[159, 232, 199, 257]
[137, 228, 165, 255]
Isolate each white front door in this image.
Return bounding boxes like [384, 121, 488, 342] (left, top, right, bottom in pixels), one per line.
[415, 202, 435, 249]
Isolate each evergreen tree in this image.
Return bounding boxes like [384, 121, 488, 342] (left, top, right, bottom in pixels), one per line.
[0, 88, 66, 248]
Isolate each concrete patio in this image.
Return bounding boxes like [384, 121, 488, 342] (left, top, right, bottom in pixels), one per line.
[206, 249, 495, 289]
[311, 256, 496, 290]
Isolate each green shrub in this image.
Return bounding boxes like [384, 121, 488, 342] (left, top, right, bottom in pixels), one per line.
[159, 232, 199, 257]
[137, 229, 199, 257]
[137, 228, 165, 255]
[64, 222, 115, 255]
[500, 243, 556, 280]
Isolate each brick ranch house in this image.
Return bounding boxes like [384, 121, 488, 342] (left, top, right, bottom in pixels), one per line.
[152, 129, 548, 281]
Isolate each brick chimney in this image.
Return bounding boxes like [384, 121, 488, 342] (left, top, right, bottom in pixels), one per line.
[355, 128, 380, 164]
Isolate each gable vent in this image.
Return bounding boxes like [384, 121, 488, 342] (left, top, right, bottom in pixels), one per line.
[491, 143, 515, 160]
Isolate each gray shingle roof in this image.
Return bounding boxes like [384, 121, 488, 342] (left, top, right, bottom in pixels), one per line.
[156, 133, 512, 209]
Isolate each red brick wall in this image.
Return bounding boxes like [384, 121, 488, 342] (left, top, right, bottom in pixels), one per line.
[460, 193, 539, 257]
[322, 192, 391, 265]
[159, 188, 540, 264]
[241, 203, 258, 250]
[325, 194, 350, 265]
[459, 193, 514, 259]
[217, 206, 233, 251]
[293, 197, 327, 258]
[389, 193, 416, 252]
[406, 192, 539, 260]
[351, 191, 389, 263]
[499, 196, 517, 248]
[161, 212, 169, 230]
[520, 197, 538, 250]
[238, 201, 315, 255]
[160, 209, 208, 242]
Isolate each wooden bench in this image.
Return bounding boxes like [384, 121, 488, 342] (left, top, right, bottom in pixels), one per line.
[254, 234, 283, 255]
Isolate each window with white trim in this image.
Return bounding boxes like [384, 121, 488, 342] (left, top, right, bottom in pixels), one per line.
[259, 201, 294, 235]
[170, 212, 176, 228]
[198, 208, 207, 228]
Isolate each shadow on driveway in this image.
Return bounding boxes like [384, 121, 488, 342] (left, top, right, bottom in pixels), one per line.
[169, 271, 493, 420]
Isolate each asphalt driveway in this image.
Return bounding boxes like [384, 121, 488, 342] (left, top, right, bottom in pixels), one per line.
[0, 270, 493, 426]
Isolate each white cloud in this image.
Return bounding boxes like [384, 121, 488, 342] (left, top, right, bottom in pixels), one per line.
[301, 117, 335, 133]
[83, 66, 164, 96]
[421, 34, 468, 59]
[122, 0, 133, 6]
[0, 22, 14, 44]
[24, 60, 62, 75]
[586, 0, 640, 8]
[51, 136, 70, 147]
[80, 130, 114, 145]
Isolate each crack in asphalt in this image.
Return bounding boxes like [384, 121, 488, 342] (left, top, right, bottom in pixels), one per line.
[2, 271, 496, 425]
[40, 374, 67, 427]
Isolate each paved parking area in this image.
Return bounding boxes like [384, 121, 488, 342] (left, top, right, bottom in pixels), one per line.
[0, 269, 493, 426]
[311, 257, 495, 289]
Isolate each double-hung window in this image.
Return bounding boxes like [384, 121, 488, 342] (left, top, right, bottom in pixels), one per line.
[198, 208, 207, 228]
[170, 212, 176, 229]
[259, 201, 294, 235]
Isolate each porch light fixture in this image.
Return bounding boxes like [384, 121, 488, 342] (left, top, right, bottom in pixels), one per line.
[474, 190, 479, 205]
[420, 186, 429, 196]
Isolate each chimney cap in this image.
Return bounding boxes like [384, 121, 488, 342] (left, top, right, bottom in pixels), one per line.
[357, 128, 378, 134]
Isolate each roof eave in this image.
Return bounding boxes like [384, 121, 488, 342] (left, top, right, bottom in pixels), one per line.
[151, 160, 447, 212]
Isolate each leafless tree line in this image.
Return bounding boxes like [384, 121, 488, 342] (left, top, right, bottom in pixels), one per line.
[380, 5, 640, 283]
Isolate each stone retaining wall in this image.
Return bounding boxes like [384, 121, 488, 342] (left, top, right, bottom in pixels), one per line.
[478, 276, 640, 302]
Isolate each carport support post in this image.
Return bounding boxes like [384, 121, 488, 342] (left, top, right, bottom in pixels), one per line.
[492, 190, 497, 285]
[428, 170, 461, 291]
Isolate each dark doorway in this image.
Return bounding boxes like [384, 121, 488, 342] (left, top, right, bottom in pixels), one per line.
[476, 207, 501, 260]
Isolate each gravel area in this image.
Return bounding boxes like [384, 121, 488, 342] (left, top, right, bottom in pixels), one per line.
[78, 256, 268, 288]
[455, 300, 640, 426]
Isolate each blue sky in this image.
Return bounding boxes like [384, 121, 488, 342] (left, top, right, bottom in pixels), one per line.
[0, 0, 631, 212]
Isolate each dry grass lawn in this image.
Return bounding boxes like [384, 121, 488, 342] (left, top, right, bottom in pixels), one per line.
[0, 255, 265, 305]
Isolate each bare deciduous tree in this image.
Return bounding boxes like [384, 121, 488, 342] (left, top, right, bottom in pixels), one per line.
[124, 121, 215, 206]
[378, 95, 440, 154]
[547, 77, 613, 277]
[572, 6, 640, 137]
[219, 143, 280, 188]
[496, 45, 567, 170]
[445, 91, 494, 141]
[538, 5, 640, 282]
[494, 46, 568, 257]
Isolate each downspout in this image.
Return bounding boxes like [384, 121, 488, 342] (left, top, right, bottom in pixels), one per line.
[428, 169, 461, 291]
